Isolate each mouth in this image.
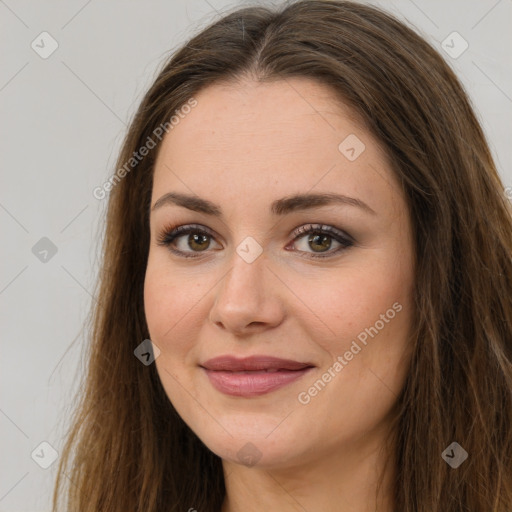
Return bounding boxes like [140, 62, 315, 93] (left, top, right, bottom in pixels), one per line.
[200, 355, 315, 397]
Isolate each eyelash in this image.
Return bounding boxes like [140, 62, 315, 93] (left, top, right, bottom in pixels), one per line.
[156, 223, 354, 260]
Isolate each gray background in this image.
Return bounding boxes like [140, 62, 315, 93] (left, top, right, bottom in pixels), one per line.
[1, 0, 511, 510]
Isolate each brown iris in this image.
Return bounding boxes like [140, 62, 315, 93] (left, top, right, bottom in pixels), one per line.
[188, 233, 210, 251]
[308, 233, 332, 252]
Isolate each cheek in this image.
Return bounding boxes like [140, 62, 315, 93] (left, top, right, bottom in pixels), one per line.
[144, 264, 175, 341]
[143, 255, 215, 360]
[302, 267, 408, 336]
[303, 251, 413, 381]
[143, 251, 177, 322]
[297, 272, 412, 438]
[144, 257, 189, 351]
[143, 260, 199, 407]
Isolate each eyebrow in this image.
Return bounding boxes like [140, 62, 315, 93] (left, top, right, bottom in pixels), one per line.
[151, 191, 376, 216]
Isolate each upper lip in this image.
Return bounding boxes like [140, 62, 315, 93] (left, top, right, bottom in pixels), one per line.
[200, 355, 314, 371]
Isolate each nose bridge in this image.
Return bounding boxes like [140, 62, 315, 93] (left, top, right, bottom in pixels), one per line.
[220, 242, 267, 305]
[209, 240, 282, 331]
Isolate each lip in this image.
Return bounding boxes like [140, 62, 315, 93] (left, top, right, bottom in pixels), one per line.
[200, 355, 315, 397]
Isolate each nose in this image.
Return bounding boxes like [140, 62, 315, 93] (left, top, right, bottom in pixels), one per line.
[208, 248, 285, 335]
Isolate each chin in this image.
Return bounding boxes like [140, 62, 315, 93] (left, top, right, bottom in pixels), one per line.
[182, 410, 312, 469]
[208, 435, 301, 469]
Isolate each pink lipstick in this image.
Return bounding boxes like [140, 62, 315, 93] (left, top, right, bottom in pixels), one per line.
[200, 355, 315, 397]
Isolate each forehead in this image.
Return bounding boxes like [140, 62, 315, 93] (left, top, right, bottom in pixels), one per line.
[152, 77, 398, 216]
[155, 77, 364, 167]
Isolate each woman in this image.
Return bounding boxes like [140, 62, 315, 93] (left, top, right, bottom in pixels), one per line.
[53, 1, 512, 511]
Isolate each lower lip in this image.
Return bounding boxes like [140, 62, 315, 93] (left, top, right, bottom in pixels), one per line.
[202, 367, 314, 397]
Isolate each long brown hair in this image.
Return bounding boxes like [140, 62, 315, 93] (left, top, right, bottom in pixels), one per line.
[52, 1, 512, 510]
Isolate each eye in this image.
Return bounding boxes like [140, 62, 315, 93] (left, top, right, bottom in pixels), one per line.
[288, 223, 353, 259]
[156, 223, 220, 258]
[156, 223, 354, 259]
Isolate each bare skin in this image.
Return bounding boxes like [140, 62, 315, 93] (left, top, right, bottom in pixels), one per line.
[144, 77, 415, 511]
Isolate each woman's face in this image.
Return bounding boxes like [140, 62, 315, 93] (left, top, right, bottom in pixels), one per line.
[144, 77, 415, 469]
